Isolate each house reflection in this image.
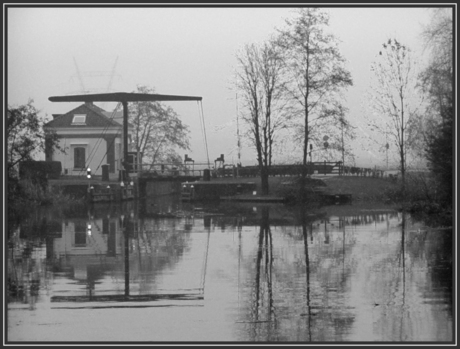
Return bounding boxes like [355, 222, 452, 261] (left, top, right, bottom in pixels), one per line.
[7, 200, 453, 341]
[54, 215, 122, 260]
[7, 201, 401, 307]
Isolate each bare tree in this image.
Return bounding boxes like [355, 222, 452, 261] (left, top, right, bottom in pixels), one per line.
[129, 85, 191, 167]
[235, 40, 287, 195]
[322, 104, 356, 168]
[367, 38, 424, 191]
[276, 8, 352, 189]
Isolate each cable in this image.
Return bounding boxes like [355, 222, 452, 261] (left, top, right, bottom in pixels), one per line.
[94, 128, 122, 174]
[198, 101, 211, 167]
[81, 102, 122, 176]
[196, 101, 206, 165]
[86, 103, 121, 170]
[80, 103, 118, 175]
[200, 230, 211, 295]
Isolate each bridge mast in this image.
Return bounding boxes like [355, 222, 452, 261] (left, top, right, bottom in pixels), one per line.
[49, 92, 202, 179]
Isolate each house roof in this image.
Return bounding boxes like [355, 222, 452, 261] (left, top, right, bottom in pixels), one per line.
[44, 103, 123, 128]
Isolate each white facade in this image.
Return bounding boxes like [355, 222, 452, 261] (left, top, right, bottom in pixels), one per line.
[51, 128, 124, 176]
[45, 104, 133, 177]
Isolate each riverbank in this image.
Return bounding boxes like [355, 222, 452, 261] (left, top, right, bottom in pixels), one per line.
[206, 175, 398, 203]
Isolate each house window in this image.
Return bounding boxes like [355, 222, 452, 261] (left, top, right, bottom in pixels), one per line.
[72, 114, 86, 125]
[74, 147, 86, 169]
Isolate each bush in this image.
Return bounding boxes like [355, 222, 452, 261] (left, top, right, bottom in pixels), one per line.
[8, 177, 81, 211]
[19, 161, 62, 181]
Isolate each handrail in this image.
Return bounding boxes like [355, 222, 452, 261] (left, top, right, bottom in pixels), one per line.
[126, 161, 386, 178]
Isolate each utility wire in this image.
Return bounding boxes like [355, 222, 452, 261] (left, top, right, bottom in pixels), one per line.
[81, 102, 121, 175]
[198, 101, 211, 167]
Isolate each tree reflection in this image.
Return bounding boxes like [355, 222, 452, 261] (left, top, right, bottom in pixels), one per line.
[252, 207, 276, 325]
[6, 201, 206, 305]
[300, 204, 312, 341]
[7, 200, 453, 341]
[399, 211, 406, 340]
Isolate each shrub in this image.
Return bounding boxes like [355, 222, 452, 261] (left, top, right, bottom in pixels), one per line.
[19, 161, 62, 181]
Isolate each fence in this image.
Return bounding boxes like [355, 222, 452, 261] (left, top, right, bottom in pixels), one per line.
[132, 163, 208, 178]
[129, 161, 385, 179]
[237, 162, 385, 178]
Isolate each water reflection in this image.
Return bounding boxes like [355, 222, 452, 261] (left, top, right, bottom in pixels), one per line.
[6, 198, 453, 342]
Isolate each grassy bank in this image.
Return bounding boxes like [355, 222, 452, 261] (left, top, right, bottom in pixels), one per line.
[319, 176, 397, 202]
[214, 174, 451, 227]
[213, 175, 398, 203]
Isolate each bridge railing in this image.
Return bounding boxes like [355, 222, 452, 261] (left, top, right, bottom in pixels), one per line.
[131, 163, 208, 178]
[237, 162, 385, 178]
[128, 161, 385, 179]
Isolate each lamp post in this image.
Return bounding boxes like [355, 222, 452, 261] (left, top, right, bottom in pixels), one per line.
[87, 167, 92, 198]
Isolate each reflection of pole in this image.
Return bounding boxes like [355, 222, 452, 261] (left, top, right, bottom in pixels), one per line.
[263, 209, 274, 323]
[400, 211, 406, 339]
[303, 215, 312, 341]
[238, 225, 241, 312]
[341, 120, 345, 169]
[137, 213, 142, 280]
[122, 215, 129, 298]
[200, 230, 211, 295]
[342, 217, 345, 277]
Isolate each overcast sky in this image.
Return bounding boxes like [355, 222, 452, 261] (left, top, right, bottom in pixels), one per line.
[6, 5, 436, 167]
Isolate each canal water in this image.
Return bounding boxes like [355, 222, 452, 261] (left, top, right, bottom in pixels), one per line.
[6, 195, 453, 343]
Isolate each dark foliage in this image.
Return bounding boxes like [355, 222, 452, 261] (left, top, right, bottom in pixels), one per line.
[19, 161, 62, 181]
[425, 104, 453, 210]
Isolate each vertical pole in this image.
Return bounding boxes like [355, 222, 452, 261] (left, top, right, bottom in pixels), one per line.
[136, 146, 140, 199]
[123, 215, 130, 298]
[341, 123, 345, 174]
[122, 101, 129, 182]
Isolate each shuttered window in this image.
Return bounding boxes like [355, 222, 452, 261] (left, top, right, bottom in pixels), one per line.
[74, 147, 86, 169]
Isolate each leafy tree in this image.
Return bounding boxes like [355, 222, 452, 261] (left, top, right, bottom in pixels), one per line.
[7, 99, 61, 178]
[366, 38, 424, 192]
[420, 8, 453, 210]
[276, 8, 353, 189]
[128, 85, 191, 168]
[7, 100, 63, 229]
[425, 105, 453, 207]
[419, 8, 453, 122]
[235, 40, 288, 194]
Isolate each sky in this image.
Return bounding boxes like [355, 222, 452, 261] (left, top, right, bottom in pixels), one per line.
[6, 5, 439, 168]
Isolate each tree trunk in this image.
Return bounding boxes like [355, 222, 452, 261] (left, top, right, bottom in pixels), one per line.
[260, 166, 270, 195]
[300, 99, 309, 201]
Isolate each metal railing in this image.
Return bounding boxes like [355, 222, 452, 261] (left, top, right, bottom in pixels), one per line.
[125, 161, 386, 179]
[130, 163, 207, 178]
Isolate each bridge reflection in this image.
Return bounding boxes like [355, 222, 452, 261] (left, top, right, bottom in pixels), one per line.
[8, 197, 398, 309]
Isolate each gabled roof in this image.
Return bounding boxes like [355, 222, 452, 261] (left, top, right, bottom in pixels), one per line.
[44, 103, 122, 128]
